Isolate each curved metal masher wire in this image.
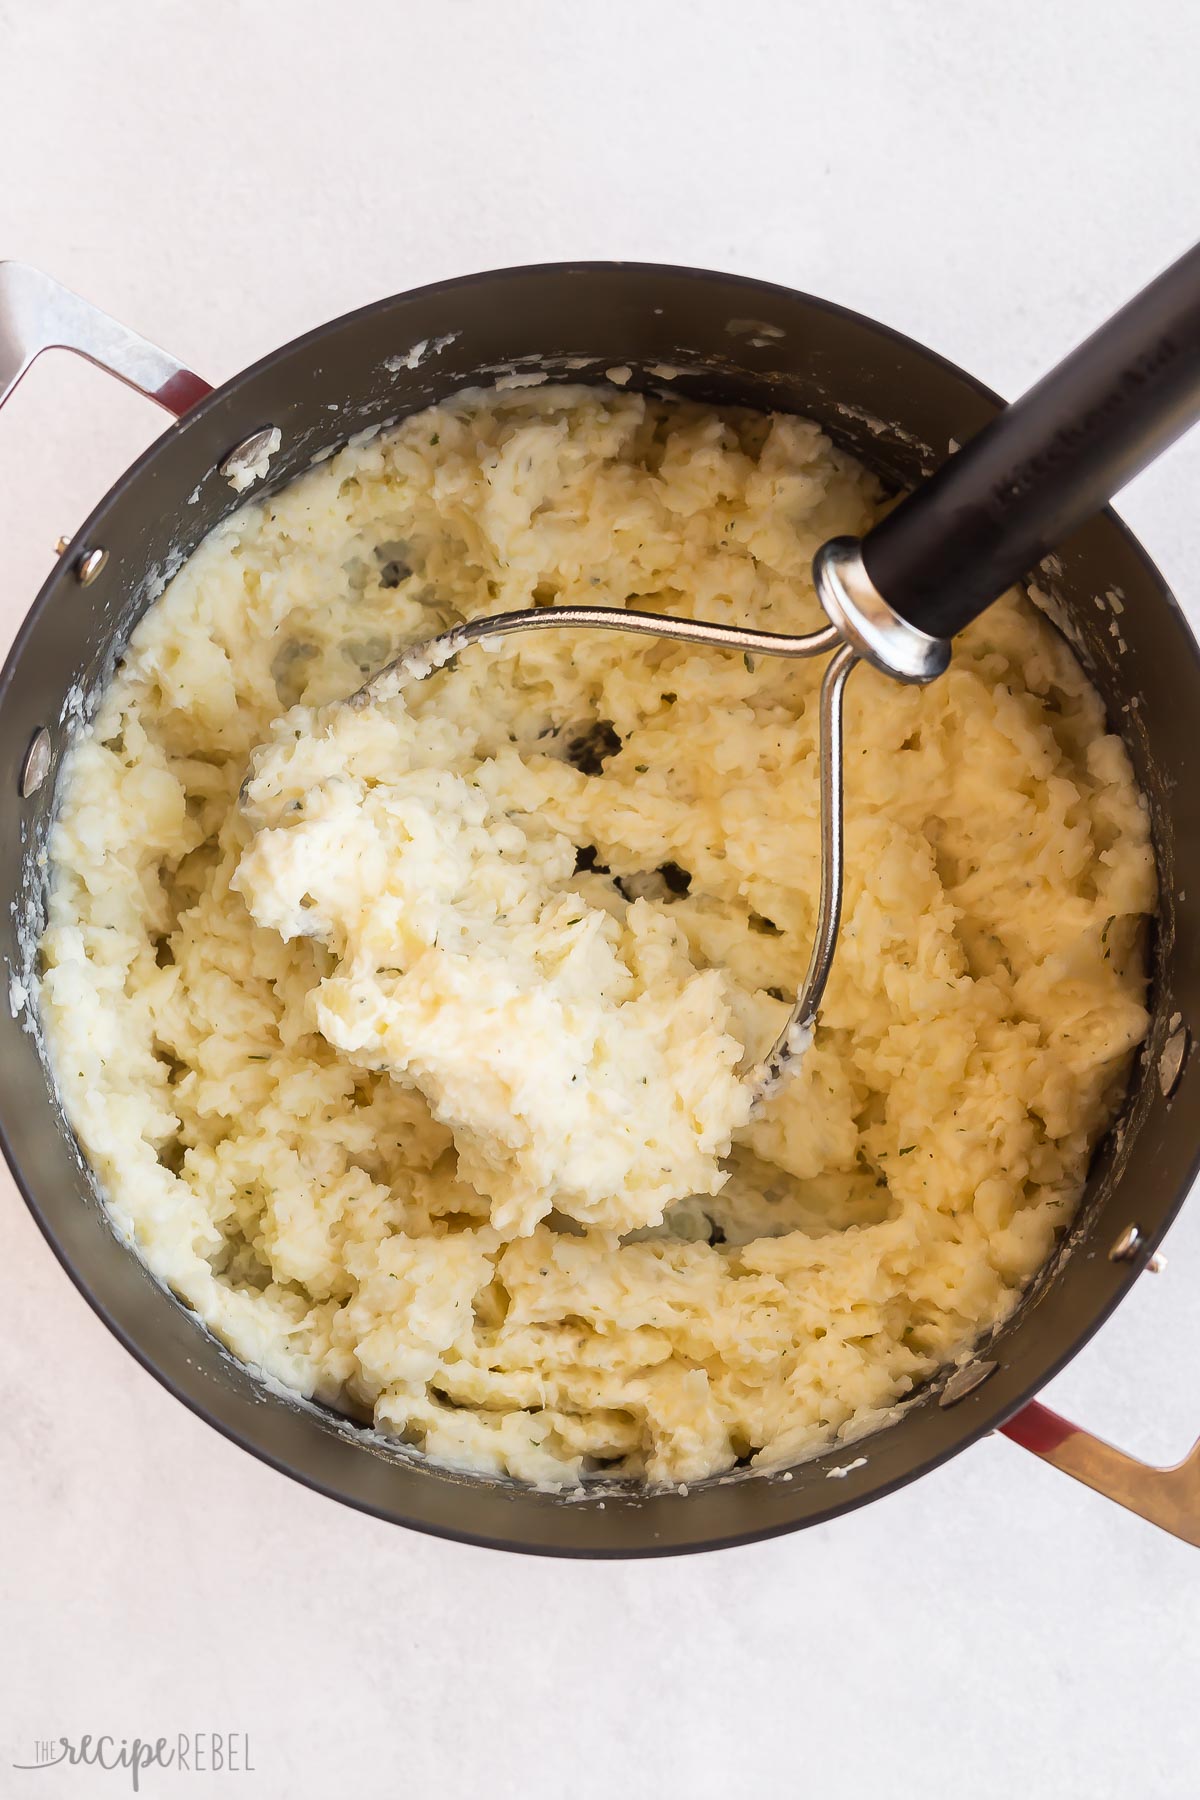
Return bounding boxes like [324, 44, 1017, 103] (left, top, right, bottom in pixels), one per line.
[748, 640, 856, 1098]
[357, 603, 844, 702]
[354, 605, 858, 1108]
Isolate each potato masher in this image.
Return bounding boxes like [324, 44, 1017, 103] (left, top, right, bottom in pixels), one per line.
[356, 241, 1200, 1098]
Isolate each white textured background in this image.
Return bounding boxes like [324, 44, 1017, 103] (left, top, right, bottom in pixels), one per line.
[3, 3, 1200, 1795]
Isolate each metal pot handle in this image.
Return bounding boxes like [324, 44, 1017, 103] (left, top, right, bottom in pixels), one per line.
[0, 261, 211, 417]
[1000, 1402, 1200, 1546]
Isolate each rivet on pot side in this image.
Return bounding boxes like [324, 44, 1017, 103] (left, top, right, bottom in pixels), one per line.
[1159, 1019, 1189, 1099]
[1109, 1223, 1168, 1272]
[219, 428, 280, 490]
[76, 546, 108, 586]
[19, 727, 52, 798]
[939, 1360, 998, 1408]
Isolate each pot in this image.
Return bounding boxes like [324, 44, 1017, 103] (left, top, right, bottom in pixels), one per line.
[2, 259, 1199, 1556]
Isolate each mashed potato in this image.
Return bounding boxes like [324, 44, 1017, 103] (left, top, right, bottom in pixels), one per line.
[38, 385, 1155, 1485]
[233, 701, 752, 1237]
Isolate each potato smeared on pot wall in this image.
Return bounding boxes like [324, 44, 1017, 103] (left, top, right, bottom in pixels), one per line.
[39, 386, 1154, 1485]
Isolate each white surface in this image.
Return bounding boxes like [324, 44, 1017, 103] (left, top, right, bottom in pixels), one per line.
[3, 2, 1200, 1794]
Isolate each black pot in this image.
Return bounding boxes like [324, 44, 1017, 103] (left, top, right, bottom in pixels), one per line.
[2, 259, 1198, 1555]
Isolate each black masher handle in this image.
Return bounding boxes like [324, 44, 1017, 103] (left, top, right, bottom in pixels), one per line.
[861, 240, 1200, 642]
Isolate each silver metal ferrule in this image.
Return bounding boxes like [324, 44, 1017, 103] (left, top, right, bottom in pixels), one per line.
[813, 536, 950, 685]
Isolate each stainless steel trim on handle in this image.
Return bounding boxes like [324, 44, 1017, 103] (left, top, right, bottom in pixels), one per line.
[814, 535, 950, 685]
[0, 261, 211, 418]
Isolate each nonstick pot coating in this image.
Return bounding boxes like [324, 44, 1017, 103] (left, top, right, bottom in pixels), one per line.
[3, 263, 1199, 1555]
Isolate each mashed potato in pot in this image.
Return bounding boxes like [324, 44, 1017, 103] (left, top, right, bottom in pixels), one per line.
[38, 386, 1155, 1485]
[233, 700, 753, 1239]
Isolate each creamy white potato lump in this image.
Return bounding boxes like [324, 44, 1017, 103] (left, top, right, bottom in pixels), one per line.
[39, 385, 1154, 1485]
[233, 701, 752, 1237]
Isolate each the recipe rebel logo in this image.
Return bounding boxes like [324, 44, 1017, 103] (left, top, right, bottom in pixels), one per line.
[11, 1733, 255, 1789]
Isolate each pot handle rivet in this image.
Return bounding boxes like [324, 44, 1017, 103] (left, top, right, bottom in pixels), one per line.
[1110, 1223, 1146, 1262]
[19, 726, 51, 798]
[939, 1359, 998, 1407]
[219, 428, 280, 491]
[1159, 1022, 1189, 1099]
[75, 546, 108, 586]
